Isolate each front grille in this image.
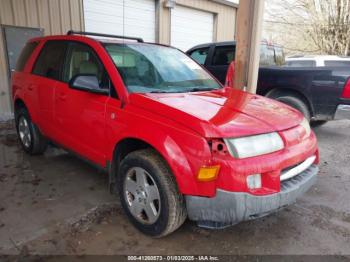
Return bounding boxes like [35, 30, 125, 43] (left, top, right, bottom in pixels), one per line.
[281, 165, 316, 191]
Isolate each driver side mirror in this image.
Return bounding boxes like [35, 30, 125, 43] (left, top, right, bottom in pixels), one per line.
[69, 74, 109, 95]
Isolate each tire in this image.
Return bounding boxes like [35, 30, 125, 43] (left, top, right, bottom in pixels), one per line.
[275, 96, 311, 121]
[311, 120, 328, 127]
[117, 149, 187, 237]
[15, 107, 47, 155]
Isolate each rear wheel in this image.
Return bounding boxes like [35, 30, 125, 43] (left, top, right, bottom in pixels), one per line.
[15, 107, 47, 154]
[117, 149, 187, 237]
[275, 96, 311, 121]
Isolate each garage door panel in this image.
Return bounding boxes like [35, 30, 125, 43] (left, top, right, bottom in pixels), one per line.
[84, 0, 155, 42]
[171, 5, 214, 51]
[125, 0, 155, 11]
[84, 13, 123, 24]
[171, 22, 214, 33]
[172, 31, 213, 41]
[84, 0, 123, 13]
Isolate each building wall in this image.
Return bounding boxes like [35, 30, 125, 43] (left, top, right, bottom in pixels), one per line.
[0, 0, 84, 121]
[158, 0, 237, 45]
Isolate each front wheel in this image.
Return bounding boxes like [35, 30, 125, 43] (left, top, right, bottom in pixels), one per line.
[117, 149, 187, 237]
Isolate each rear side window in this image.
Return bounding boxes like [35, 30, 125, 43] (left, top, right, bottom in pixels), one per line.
[15, 42, 38, 72]
[212, 46, 236, 66]
[32, 41, 68, 81]
[189, 48, 210, 65]
[324, 60, 350, 67]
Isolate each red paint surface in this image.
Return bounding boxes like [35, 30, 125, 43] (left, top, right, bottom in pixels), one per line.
[12, 35, 319, 198]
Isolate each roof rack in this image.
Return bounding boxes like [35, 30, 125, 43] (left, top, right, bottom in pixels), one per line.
[67, 30, 143, 42]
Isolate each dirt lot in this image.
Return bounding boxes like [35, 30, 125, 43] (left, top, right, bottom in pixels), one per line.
[0, 120, 350, 256]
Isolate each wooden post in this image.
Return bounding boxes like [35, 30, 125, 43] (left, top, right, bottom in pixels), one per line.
[233, 0, 265, 93]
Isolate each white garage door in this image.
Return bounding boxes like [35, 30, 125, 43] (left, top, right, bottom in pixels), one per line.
[171, 5, 214, 51]
[83, 0, 156, 42]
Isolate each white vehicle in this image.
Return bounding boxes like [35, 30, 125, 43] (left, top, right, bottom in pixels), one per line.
[286, 55, 350, 67]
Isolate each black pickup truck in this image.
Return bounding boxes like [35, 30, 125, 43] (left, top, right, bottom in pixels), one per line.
[187, 41, 350, 124]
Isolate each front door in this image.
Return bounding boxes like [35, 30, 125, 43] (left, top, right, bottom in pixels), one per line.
[54, 42, 110, 166]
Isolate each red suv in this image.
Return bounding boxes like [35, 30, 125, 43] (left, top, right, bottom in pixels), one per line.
[12, 31, 319, 237]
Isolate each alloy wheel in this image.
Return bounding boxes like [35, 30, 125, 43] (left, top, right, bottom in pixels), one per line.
[18, 116, 31, 148]
[124, 167, 161, 225]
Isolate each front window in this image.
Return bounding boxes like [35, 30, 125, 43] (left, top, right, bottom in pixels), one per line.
[190, 47, 210, 65]
[104, 43, 221, 93]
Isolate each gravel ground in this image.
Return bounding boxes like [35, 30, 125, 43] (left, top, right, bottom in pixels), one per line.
[0, 120, 349, 256]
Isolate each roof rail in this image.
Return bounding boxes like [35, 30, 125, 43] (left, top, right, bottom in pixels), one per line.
[67, 30, 144, 42]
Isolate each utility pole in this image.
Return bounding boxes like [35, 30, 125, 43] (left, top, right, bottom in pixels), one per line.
[233, 0, 265, 93]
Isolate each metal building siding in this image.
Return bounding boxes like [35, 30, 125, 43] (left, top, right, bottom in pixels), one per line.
[0, 0, 84, 120]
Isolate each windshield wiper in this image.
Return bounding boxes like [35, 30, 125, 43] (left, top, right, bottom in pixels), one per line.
[149, 90, 170, 93]
[188, 87, 216, 92]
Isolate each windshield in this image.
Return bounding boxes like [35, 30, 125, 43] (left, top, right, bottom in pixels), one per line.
[104, 43, 221, 93]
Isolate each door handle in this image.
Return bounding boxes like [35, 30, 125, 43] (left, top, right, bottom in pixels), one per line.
[28, 84, 34, 91]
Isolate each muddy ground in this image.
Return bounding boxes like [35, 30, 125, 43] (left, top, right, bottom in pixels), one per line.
[0, 120, 349, 255]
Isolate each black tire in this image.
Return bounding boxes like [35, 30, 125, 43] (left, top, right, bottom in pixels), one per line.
[117, 149, 187, 237]
[311, 120, 328, 127]
[275, 96, 311, 121]
[15, 107, 47, 155]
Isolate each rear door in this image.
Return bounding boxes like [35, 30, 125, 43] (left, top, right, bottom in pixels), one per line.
[54, 41, 110, 165]
[206, 45, 235, 84]
[31, 40, 68, 137]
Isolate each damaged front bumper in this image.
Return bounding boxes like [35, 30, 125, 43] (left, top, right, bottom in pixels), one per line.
[186, 165, 319, 229]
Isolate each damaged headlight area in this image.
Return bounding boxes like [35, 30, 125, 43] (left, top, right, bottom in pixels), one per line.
[224, 132, 284, 159]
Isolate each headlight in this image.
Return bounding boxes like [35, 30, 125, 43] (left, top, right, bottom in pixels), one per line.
[224, 132, 284, 159]
[300, 117, 311, 137]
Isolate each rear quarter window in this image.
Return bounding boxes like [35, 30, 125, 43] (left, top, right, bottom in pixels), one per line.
[15, 42, 38, 72]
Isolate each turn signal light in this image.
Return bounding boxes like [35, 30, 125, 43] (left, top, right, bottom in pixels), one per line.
[197, 165, 220, 182]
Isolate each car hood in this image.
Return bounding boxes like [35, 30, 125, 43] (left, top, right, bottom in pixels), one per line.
[128, 88, 303, 138]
